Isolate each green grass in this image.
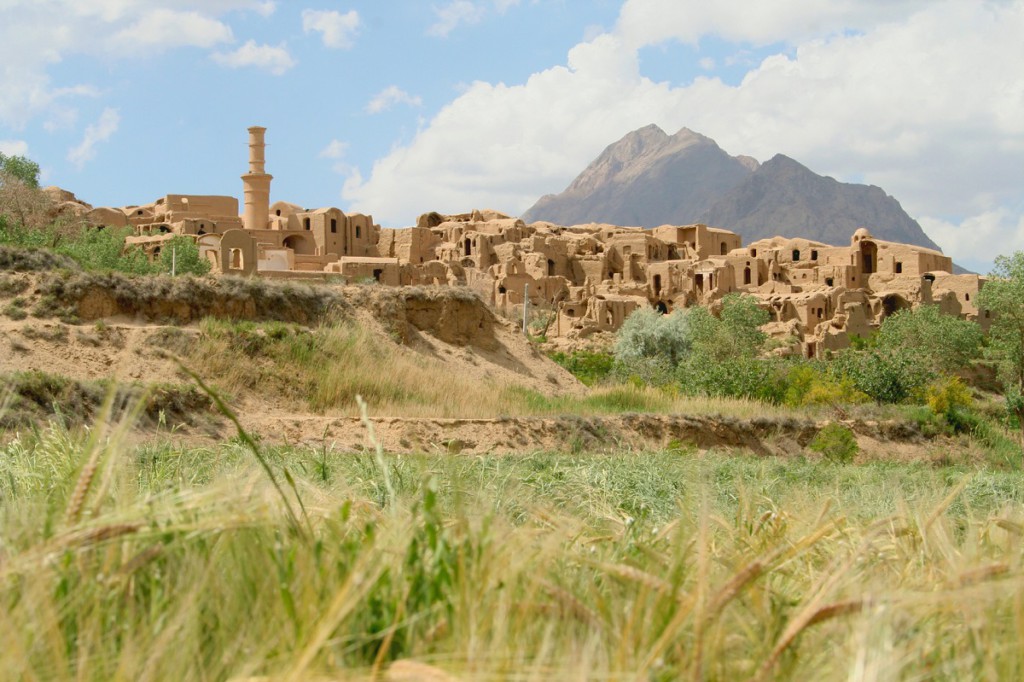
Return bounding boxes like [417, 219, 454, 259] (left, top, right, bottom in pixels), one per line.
[3, 415, 1024, 680]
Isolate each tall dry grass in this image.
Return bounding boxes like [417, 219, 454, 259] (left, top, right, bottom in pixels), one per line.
[3, 408, 1024, 680]
[190, 317, 827, 421]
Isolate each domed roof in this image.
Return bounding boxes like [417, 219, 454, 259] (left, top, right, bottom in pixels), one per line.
[852, 227, 873, 242]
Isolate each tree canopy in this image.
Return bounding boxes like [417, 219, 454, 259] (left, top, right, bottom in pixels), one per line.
[0, 152, 41, 188]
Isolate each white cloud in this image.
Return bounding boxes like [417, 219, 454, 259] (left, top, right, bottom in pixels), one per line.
[0, 1, 276, 128]
[212, 40, 296, 74]
[428, 1, 487, 38]
[366, 86, 424, 114]
[254, 1, 276, 17]
[615, 0, 932, 49]
[922, 211, 1024, 273]
[0, 140, 29, 157]
[111, 9, 234, 52]
[67, 107, 120, 170]
[494, 0, 522, 12]
[302, 8, 360, 49]
[698, 57, 715, 70]
[344, 0, 1024, 274]
[319, 139, 349, 159]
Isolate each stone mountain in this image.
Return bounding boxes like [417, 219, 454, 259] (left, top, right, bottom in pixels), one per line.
[522, 125, 941, 252]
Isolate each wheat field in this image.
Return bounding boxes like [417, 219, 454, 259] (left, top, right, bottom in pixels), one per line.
[2, 401, 1024, 681]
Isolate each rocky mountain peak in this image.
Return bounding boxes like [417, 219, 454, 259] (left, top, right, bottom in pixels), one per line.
[522, 125, 941, 251]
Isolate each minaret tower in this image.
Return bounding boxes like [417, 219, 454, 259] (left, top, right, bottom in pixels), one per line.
[241, 126, 272, 231]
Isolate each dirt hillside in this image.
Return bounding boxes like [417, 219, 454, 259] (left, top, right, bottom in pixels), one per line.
[0, 265, 582, 410]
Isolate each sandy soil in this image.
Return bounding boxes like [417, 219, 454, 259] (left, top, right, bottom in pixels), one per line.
[0, 272, 950, 461]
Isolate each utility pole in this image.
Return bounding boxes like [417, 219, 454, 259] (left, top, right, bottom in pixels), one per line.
[171, 246, 177, 276]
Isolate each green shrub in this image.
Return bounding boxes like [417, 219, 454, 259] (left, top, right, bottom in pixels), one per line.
[809, 423, 859, 463]
[2, 302, 27, 320]
[925, 376, 974, 419]
[56, 227, 155, 274]
[783, 362, 869, 407]
[156, 235, 211, 276]
[877, 305, 983, 376]
[549, 349, 615, 386]
[613, 307, 691, 365]
[830, 348, 932, 404]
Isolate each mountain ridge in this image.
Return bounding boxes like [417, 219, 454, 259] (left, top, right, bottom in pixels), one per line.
[522, 125, 941, 252]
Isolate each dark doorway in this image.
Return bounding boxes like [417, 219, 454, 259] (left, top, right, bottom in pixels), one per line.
[861, 241, 877, 274]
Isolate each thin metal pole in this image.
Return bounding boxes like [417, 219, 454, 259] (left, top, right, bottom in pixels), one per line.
[172, 246, 177, 276]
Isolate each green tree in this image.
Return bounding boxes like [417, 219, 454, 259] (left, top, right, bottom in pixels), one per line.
[613, 307, 691, 365]
[0, 152, 41, 188]
[57, 227, 155, 274]
[687, 293, 769, 362]
[875, 304, 983, 375]
[676, 294, 783, 403]
[977, 252, 1024, 446]
[156, 235, 211, 276]
[0, 153, 50, 234]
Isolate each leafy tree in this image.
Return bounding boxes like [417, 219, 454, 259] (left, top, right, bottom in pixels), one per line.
[977, 252, 1024, 446]
[0, 152, 41, 188]
[57, 227, 155, 274]
[687, 294, 769, 362]
[875, 305, 983, 375]
[829, 305, 983, 405]
[0, 153, 51, 234]
[156, 235, 211, 276]
[676, 294, 781, 402]
[613, 307, 691, 365]
[830, 347, 932, 404]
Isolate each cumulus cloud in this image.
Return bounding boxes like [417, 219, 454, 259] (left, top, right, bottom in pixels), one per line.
[922, 211, 1024, 274]
[615, 0, 932, 49]
[344, 0, 1024, 272]
[366, 86, 423, 114]
[302, 8, 360, 49]
[0, 1, 276, 127]
[212, 40, 296, 74]
[428, 1, 487, 38]
[67, 107, 120, 169]
[0, 140, 29, 157]
[319, 139, 350, 159]
[111, 9, 234, 52]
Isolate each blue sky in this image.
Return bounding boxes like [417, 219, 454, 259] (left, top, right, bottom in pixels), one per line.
[1, 1, 1022, 273]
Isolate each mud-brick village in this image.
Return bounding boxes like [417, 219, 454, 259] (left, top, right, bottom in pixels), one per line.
[3, 2, 1024, 680]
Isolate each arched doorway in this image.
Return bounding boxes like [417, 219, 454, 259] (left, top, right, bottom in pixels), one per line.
[283, 234, 315, 255]
[861, 241, 878, 275]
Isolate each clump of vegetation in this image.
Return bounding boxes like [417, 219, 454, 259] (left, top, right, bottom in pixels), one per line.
[0, 370, 213, 430]
[979, 252, 1024, 447]
[548, 349, 615, 386]
[808, 423, 859, 463]
[2, 299, 27, 320]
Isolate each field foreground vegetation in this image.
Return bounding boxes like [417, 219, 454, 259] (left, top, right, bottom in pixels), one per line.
[3, 415, 1024, 680]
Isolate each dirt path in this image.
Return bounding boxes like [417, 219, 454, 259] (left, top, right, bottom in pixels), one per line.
[236, 409, 935, 461]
